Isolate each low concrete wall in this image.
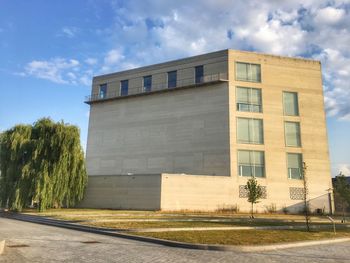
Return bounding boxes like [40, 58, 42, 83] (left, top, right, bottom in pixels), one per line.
[160, 173, 235, 211]
[78, 175, 162, 210]
[78, 174, 332, 213]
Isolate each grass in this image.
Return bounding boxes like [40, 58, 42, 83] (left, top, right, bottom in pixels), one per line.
[132, 229, 350, 246]
[79, 219, 344, 230]
[21, 208, 350, 230]
[20, 208, 350, 245]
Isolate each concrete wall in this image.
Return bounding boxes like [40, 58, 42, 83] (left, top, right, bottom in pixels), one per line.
[160, 173, 235, 211]
[78, 173, 332, 213]
[78, 175, 161, 210]
[86, 83, 230, 176]
[160, 174, 331, 213]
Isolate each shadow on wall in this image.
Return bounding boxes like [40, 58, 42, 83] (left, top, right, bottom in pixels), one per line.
[279, 193, 332, 215]
[217, 193, 333, 215]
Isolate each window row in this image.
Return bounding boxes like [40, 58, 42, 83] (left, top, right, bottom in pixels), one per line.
[237, 150, 304, 180]
[236, 117, 301, 147]
[98, 65, 205, 98]
[236, 86, 299, 116]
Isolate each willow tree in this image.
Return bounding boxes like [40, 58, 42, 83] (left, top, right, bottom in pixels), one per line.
[0, 125, 33, 211]
[0, 118, 87, 211]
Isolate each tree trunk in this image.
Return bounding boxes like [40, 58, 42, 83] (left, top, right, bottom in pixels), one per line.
[251, 202, 254, 219]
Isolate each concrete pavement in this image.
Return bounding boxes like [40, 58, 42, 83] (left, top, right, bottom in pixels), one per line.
[1, 217, 350, 262]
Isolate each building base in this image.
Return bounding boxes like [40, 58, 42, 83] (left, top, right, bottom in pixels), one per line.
[78, 174, 332, 214]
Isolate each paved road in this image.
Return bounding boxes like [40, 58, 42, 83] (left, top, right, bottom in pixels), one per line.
[0, 217, 350, 262]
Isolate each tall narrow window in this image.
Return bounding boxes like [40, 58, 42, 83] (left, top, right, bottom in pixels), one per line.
[120, 80, 128, 96]
[287, 153, 303, 179]
[236, 87, 262, 112]
[99, 83, 107, 99]
[195, 65, 204, 84]
[236, 62, 261, 82]
[143, 75, 152, 92]
[283, 92, 299, 116]
[285, 122, 301, 147]
[237, 118, 264, 144]
[168, 71, 177, 88]
[238, 150, 265, 177]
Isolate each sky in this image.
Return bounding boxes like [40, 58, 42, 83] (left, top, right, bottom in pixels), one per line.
[0, 0, 349, 177]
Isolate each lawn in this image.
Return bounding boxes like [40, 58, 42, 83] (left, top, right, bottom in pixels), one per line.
[22, 208, 348, 230]
[20, 208, 350, 245]
[132, 229, 350, 246]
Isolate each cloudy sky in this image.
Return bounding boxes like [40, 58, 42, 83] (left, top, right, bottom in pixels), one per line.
[0, 0, 349, 176]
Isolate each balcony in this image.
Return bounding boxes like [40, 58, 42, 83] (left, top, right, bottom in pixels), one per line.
[85, 72, 228, 104]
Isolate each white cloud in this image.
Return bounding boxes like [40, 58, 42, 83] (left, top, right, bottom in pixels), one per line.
[22, 58, 94, 86]
[104, 49, 125, 65]
[85, 58, 98, 65]
[23, 58, 80, 84]
[314, 7, 345, 25]
[61, 26, 78, 38]
[337, 164, 350, 176]
[80, 75, 91, 86]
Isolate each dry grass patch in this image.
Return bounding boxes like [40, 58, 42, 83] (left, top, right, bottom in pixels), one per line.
[133, 229, 350, 246]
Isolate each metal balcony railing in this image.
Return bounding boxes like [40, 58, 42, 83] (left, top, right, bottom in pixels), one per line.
[85, 72, 228, 103]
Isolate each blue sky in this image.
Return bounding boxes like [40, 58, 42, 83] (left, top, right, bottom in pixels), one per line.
[0, 0, 349, 176]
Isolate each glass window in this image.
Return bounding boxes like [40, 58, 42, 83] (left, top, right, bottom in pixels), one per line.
[143, 75, 152, 92]
[285, 122, 301, 147]
[168, 71, 177, 88]
[238, 150, 265, 177]
[283, 92, 299, 116]
[287, 153, 303, 179]
[99, 83, 107, 99]
[195, 65, 204, 84]
[236, 62, 261, 82]
[237, 118, 264, 144]
[236, 87, 262, 112]
[120, 80, 128, 96]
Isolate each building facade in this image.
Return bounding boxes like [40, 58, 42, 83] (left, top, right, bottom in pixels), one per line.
[81, 49, 333, 213]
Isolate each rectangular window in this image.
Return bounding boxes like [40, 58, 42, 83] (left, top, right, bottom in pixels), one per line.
[143, 75, 152, 92]
[168, 71, 177, 88]
[283, 92, 299, 116]
[236, 87, 262, 112]
[195, 65, 204, 84]
[287, 153, 303, 179]
[238, 150, 265, 177]
[237, 118, 264, 144]
[99, 83, 107, 99]
[285, 122, 301, 147]
[236, 62, 261, 82]
[120, 80, 128, 96]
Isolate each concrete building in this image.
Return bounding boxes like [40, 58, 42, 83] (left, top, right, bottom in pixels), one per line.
[80, 49, 333, 213]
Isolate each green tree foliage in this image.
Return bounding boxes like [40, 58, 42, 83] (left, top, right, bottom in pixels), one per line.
[245, 177, 263, 218]
[334, 172, 350, 222]
[0, 118, 87, 211]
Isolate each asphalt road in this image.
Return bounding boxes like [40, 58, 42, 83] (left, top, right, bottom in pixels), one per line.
[0, 217, 350, 262]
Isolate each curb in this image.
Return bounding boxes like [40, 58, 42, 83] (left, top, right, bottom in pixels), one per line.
[0, 240, 5, 255]
[1, 212, 350, 252]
